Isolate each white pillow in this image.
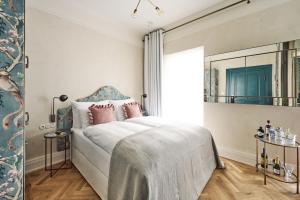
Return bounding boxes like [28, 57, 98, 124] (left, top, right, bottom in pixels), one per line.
[110, 99, 135, 121]
[71, 101, 109, 129]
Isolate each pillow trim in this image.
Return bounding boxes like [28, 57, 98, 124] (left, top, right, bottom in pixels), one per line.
[122, 102, 142, 119]
[88, 104, 115, 125]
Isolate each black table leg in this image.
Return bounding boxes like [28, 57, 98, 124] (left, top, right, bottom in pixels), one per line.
[264, 142, 266, 185]
[283, 146, 286, 176]
[44, 133, 72, 177]
[297, 147, 299, 194]
[50, 138, 53, 177]
[256, 139, 258, 172]
[65, 136, 67, 164]
[45, 138, 47, 170]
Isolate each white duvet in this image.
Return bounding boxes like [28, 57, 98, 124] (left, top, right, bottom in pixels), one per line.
[83, 120, 150, 154]
[83, 116, 223, 200]
[83, 116, 174, 154]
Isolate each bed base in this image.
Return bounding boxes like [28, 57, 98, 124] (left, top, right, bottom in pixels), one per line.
[72, 147, 108, 200]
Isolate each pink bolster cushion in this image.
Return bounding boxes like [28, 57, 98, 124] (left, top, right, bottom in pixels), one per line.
[88, 104, 116, 125]
[122, 102, 142, 119]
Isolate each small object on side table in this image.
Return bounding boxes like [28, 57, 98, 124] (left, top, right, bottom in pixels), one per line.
[273, 156, 281, 176]
[286, 129, 297, 144]
[265, 120, 271, 136]
[260, 147, 268, 168]
[44, 131, 72, 177]
[284, 163, 295, 180]
[269, 128, 276, 139]
[257, 126, 264, 138]
[55, 130, 62, 135]
[260, 148, 268, 168]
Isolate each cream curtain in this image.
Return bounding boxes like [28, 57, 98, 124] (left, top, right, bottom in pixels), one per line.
[144, 29, 163, 116]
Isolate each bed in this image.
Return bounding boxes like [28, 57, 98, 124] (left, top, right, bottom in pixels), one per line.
[57, 86, 223, 200]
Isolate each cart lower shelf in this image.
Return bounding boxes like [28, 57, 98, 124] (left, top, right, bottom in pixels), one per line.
[257, 164, 298, 183]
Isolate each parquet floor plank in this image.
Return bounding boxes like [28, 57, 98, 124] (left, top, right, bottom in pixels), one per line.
[26, 158, 300, 200]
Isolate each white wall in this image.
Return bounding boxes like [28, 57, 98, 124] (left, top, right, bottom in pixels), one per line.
[25, 7, 143, 160]
[164, 0, 300, 55]
[164, 0, 300, 165]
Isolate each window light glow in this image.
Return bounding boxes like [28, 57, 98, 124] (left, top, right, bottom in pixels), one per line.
[162, 47, 204, 125]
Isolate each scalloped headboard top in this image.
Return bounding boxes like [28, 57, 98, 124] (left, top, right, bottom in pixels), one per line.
[57, 86, 130, 131]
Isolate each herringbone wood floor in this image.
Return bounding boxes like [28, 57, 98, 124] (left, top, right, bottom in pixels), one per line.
[26, 158, 300, 200]
[25, 164, 101, 200]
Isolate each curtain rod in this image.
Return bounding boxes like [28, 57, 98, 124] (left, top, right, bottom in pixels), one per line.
[163, 0, 251, 34]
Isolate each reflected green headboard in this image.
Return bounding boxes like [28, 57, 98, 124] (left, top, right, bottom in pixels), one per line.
[57, 86, 130, 131]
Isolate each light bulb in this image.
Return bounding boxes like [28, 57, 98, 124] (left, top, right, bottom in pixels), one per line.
[155, 7, 164, 16]
[132, 9, 138, 18]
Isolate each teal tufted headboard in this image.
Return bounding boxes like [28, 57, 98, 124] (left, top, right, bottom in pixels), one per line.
[57, 86, 130, 131]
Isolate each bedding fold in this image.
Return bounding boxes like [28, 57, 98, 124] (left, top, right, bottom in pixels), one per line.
[107, 120, 223, 200]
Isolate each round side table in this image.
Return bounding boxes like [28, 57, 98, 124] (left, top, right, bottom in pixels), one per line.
[44, 131, 72, 177]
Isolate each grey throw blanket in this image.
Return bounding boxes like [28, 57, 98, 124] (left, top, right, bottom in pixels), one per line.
[108, 124, 223, 200]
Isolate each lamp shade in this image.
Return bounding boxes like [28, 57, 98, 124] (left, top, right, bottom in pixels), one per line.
[59, 95, 68, 102]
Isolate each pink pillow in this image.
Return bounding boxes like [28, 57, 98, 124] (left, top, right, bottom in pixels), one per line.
[122, 102, 142, 119]
[88, 104, 116, 125]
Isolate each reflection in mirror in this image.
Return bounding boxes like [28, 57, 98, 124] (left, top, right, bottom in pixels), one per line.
[204, 40, 300, 107]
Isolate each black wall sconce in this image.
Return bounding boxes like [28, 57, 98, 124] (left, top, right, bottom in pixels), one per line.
[50, 95, 68, 123]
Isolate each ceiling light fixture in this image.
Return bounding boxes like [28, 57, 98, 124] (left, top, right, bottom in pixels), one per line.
[132, 0, 164, 18]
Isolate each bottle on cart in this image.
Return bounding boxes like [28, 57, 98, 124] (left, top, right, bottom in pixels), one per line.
[265, 120, 271, 136]
[273, 156, 281, 175]
[260, 148, 268, 168]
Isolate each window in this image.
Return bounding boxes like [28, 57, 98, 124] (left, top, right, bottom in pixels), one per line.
[162, 47, 204, 125]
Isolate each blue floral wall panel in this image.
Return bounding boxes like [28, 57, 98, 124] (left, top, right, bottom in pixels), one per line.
[0, 0, 25, 199]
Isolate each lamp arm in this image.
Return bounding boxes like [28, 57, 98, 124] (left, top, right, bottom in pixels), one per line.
[52, 97, 57, 115]
[50, 97, 59, 123]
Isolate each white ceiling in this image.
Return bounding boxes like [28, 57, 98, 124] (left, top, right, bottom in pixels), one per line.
[27, 0, 226, 45]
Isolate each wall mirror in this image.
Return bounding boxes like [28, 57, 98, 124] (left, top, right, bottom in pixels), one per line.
[204, 39, 300, 107]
